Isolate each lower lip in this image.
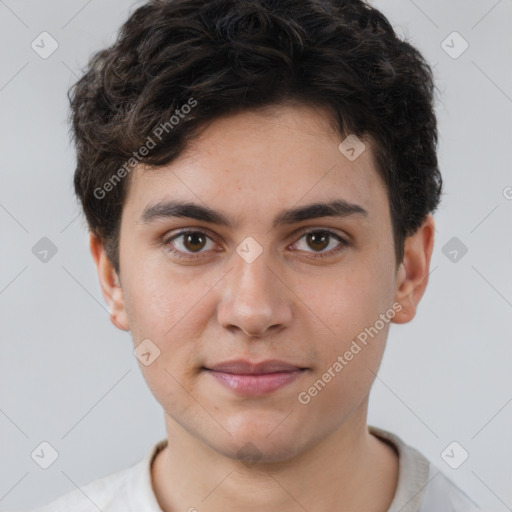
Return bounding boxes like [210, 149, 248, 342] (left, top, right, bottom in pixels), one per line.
[205, 369, 305, 397]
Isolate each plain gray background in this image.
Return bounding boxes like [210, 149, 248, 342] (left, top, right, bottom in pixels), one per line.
[1, 0, 511, 510]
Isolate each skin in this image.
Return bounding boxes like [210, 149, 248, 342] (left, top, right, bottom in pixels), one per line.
[90, 102, 435, 512]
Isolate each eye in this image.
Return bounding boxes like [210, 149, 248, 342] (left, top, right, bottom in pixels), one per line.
[164, 230, 217, 259]
[163, 228, 350, 260]
[291, 229, 349, 259]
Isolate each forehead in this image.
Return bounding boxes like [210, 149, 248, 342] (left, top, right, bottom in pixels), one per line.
[122, 103, 387, 225]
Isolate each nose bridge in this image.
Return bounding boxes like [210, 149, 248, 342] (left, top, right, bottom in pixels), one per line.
[217, 240, 292, 337]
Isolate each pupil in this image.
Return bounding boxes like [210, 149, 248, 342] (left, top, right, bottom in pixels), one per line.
[185, 232, 205, 252]
[308, 232, 328, 251]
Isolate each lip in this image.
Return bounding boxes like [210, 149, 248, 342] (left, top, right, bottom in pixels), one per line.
[204, 359, 307, 397]
[206, 358, 306, 375]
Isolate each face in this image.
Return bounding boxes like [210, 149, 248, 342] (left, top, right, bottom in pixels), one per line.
[93, 103, 433, 463]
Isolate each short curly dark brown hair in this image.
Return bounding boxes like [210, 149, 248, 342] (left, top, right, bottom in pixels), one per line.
[69, 0, 442, 275]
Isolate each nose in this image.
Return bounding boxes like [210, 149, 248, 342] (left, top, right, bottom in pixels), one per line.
[217, 247, 293, 339]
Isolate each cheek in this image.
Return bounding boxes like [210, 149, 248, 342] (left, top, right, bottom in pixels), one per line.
[297, 255, 394, 391]
[121, 264, 214, 403]
[303, 258, 392, 341]
[123, 254, 210, 339]
[126, 270, 208, 412]
[297, 309, 391, 417]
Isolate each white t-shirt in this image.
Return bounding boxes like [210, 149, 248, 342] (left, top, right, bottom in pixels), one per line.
[29, 426, 480, 511]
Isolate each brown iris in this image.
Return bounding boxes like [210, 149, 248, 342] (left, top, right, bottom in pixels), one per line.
[305, 231, 330, 252]
[183, 232, 207, 252]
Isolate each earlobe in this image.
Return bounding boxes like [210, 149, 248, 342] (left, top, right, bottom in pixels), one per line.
[391, 214, 435, 325]
[89, 233, 130, 332]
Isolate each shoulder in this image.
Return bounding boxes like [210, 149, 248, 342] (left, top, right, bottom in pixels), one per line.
[28, 439, 167, 512]
[369, 426, 480, 512]
[419, 464, 481, 512]
[29, 463, 139, 512]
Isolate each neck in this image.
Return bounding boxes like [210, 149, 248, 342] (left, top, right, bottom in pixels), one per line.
[151, 402, 399, 512]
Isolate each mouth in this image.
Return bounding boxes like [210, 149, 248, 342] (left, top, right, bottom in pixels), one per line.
[202, 359, 308, 397]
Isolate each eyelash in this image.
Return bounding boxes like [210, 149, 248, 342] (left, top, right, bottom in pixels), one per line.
[162, 229, 350, 260]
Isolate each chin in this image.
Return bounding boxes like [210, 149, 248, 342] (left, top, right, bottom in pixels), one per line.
[218, 437, 304, 465]
[212, 415, 311, 465]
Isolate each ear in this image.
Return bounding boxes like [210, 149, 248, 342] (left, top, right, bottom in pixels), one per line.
[89, 233, 130, 331]
[391, 214, 435, 324]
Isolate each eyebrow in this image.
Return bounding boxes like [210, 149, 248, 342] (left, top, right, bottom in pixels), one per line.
[139, 199, 368, 230]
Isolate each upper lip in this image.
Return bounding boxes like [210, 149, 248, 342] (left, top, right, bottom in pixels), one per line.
[205, 359, 306, 375]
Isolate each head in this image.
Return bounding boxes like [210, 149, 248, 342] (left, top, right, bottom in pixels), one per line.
[71, 0, 441, 463]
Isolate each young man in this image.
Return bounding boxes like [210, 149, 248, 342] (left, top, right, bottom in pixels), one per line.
[34, 0, 479, 510]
